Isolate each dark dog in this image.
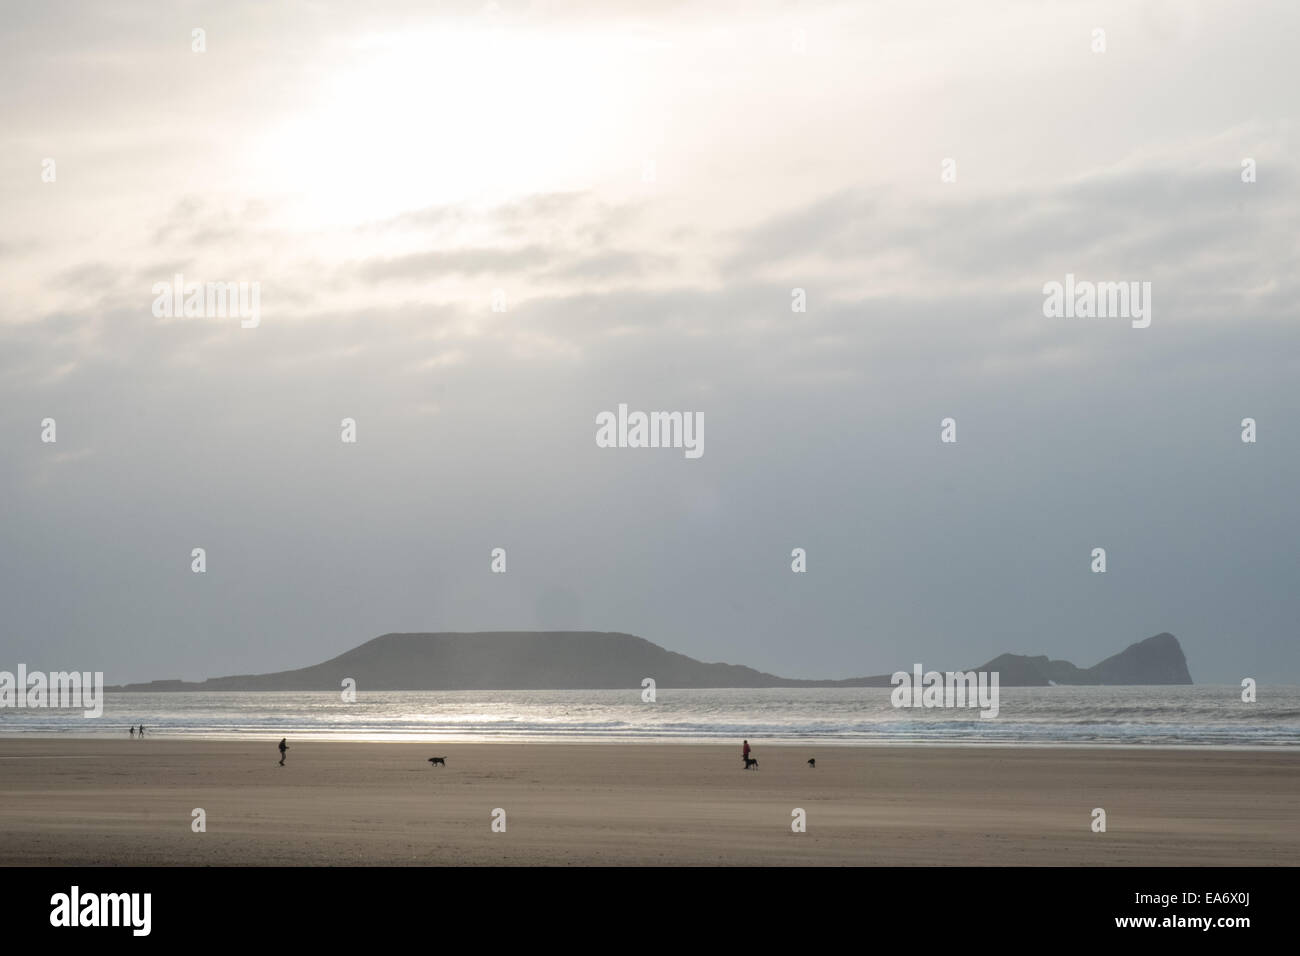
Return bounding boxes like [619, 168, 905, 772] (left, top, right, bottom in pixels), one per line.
[743, 756, 758, 770]
[807, 758, 816, 768]
[427, 757, 446, 767]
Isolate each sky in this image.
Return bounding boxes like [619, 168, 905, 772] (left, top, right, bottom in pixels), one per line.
[2, 0, 1297, 685]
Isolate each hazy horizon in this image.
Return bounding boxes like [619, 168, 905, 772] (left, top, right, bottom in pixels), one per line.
[105, 628, 1195, 688]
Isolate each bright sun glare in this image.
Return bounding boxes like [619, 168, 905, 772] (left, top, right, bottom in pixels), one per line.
[253, 27, 637, 227]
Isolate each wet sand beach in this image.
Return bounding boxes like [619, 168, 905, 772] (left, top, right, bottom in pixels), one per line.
[0, 739, 1294, 865]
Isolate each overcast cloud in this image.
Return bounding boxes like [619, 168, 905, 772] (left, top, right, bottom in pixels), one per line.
[2, 0, 1297, 684]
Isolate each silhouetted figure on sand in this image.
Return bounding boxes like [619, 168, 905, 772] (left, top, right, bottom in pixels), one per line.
[138, 725, 145, 738]
[742, 739, 751, 764]
[278, 738, 289, 766]
[129, 726, 135, 739]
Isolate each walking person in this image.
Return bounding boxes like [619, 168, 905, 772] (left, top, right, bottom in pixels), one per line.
[742, 739, 751, 763]
[278, 738, 289, 767]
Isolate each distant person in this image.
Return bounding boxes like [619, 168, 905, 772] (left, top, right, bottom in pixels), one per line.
[278, 738, 289, 767]
[742, 739, 751, 763]
[138, 725, 145, 738]
[129, 726, 135, 739]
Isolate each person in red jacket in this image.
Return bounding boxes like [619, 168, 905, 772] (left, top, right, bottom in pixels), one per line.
[742, 740, 751, 763]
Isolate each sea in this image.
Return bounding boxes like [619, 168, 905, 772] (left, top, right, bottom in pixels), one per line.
[1, 685, 1297, 747]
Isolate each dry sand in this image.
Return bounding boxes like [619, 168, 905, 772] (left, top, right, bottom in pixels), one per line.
[0, 739, 1294, 865]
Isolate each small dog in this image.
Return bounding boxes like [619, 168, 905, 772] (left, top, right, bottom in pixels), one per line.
[807, 758, 816, 768]
[743, 756, 758, 770]
[427, 757, 446, 767]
